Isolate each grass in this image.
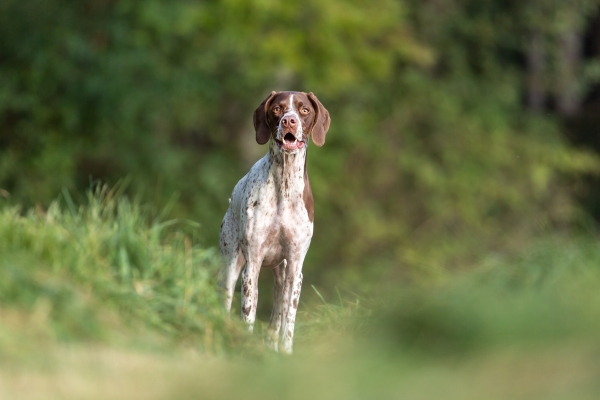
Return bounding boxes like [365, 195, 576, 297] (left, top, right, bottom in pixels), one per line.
[1, 189, 600, 399]
[0, 186, 253, 358]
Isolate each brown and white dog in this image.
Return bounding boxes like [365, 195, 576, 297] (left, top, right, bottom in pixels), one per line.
[217, 91, 330, 353]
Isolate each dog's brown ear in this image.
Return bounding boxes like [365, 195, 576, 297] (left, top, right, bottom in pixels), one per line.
[307, 92, 330, 147]
[253, 91, 277, 145]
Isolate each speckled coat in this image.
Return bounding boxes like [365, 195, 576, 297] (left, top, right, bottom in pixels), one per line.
[217, 91, 330, 354]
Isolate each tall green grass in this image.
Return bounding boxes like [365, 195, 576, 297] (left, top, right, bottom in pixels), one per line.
[0, 186, 252, 358]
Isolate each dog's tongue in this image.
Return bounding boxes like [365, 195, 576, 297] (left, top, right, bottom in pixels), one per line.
[283, 140, 303, 150]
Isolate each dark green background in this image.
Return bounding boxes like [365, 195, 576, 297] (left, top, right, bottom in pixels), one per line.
[2, 0, 600, 290]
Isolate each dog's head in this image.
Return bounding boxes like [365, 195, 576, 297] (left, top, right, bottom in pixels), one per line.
[253, 91, 330, 153]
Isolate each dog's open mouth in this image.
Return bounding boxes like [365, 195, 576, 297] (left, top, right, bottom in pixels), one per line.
[276, 132, 305, 151]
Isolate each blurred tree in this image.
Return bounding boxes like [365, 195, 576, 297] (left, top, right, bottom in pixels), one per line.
[526, 31, 546, 112]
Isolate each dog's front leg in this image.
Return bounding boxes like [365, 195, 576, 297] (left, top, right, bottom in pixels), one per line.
[240, 255, 261, 332]
[279, 263, 303, 354]
[266, 259, 286, 351]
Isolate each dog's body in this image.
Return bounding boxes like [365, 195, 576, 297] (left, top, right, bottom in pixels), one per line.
[218, 91, 330, 354]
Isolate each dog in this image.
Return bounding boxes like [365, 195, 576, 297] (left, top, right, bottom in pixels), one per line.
[217, 91, 330, 354]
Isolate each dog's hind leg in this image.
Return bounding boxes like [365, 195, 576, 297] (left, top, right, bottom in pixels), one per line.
[217, 248, 245, 312]
[217, 210, 245, 312]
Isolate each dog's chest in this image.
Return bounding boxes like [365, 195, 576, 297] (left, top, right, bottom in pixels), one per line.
[256, 196, 313, 267]
[240, 154, 313, 259]
[246, 168, 312, 235]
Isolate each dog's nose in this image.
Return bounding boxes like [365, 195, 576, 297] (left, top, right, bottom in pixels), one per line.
[282, 116, 297, 128]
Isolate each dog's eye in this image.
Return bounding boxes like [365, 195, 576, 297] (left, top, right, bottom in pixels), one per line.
[273, 106, 281, 112]
[301, 108, 310, 114]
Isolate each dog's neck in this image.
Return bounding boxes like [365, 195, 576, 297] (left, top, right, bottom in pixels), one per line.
[268, 140, 308, 200]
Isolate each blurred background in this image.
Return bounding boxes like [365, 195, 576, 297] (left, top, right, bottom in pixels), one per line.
[3, 0, 600, 296]
[4, 1, 600, 398]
